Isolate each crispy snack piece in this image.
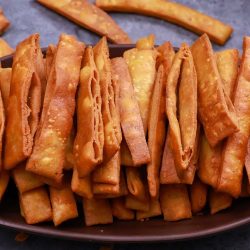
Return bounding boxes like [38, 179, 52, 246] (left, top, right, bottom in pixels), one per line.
[12, 164, 44, 193]
[190, 177, 208, 214]
[49, 185, 78, 226]
[245, 139, 250, 182]
[216, 49, 239, 100]
[93, 38, 121, 162]
[63, 128, 75, 170]
[111, 57, 150, 166]
[160, 184, 192, 221]
[125, 194, 150, 212]
[0, 8, 10, 35]
[71, 168, 93, 199]
[26, 34, 84, 183]
[0, 38, 14, 57]
[209, 190, 232, 215]
[166, 43, 197, 177]
[19, 187, 52, 224]
[96, 0, 233, 45]
[0, 68, 11, 108]
[111, 197, 135, 220]
[0, 170, 9, 201]
[74, 46, 104, 177]
[4, 34, 45, 170]
[191, 34, 238, 147]
[136, 199, 162, 220]
[217, 37, 250, 198]
[83, 198, 113, 226]
[37, 0, 131, 44]
[45, 44, 56, 80]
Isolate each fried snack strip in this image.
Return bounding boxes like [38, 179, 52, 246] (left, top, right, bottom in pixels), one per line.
[83, 198, 113, 226]
[96, 0, 233, 45]
[0, 170, 9, 201]
[49, 185, 78, 226]
[0, 38, 14, 57]
[71, 168, 93, 199]
[160, 184, 192, 221]
[19, 187, 52, 224]
[125, 194, 150, 212]
[0, 68, 11, 108]
[217, 37, 250, 198]
[111, 57, 150, 166]
[12, 164, 43, 193]
[111, 197, 135, 220]
[190, 177, 208, 214]
[216, 49, 239, 99]
[209, 190, 232, 215]
[37, 0, 131, 44]
[74, 46, 103, 177]
[4, 34, 45, 170]
[136, 199, 162, 220]
[245, 139, 250, 182]
[45, 44, 56, 80]
[0, 8, 10, 35]
[191, 34, 238, 147]
[63, 128, 75, 170]
[166, 43, 197, 176]
[147, 42, 175, 198]
[93, 37, 121, 165]
[26, 34, 84, 183]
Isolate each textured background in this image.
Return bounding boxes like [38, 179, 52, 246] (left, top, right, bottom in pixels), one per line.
[1, 0, 250, 249]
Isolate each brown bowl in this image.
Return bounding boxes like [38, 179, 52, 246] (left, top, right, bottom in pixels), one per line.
[0, 45, 250, 243]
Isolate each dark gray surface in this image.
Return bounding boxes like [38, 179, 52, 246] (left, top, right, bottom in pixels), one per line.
[0, 0, 250, 249]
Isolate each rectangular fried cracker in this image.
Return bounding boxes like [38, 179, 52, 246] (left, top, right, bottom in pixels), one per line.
[0, 38, 14, 57]
[136, 199, 162, 220]
[0, 68, 11, 108]
[111, 197, 135, 220]
[209, 190, 232, 215]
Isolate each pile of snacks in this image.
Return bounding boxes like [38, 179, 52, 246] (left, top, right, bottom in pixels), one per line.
[0, 32, 249, 227]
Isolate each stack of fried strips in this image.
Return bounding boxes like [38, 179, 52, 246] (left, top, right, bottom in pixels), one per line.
[0, 32, 250, 226]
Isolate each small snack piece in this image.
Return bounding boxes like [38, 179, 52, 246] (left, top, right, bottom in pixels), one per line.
[26, 34, 84, 183]
[216, 49, 239, 99]
[217, 37, 250, 198]
[12, 164, 44, 193]
[191, 34, 238, 147]
[136, 199, 162, 220]
[96, 0, 233, 45]
[160, 184, 192, 221]
[0, 170, 9, 201]
[209, 190, 233, 214]
[111, 57, 150, 166]
[190, 177, 208, 214]
[147, 60, 169, 197]
[37, 0, 131, 44]
[19, 187, 52, 224]
[71, 168, 93, 199]
[0, 38, 14, 57]
[4, 34, 45, 170]
[63, 128, 75, 170]
[125, 194, 150, 212]
[45, 44, 56, 80]
[49, 185, 78, 226]
[0, 68, 11, 108]
[83, 198, 113, 226]
[74, 46, 104, 177]
[245, 139, 250, 182]
[93, 37, 121, 165]
[111, 197, 135, 220]
[166, 43, 197, 176]
[0, 8, 10, 35]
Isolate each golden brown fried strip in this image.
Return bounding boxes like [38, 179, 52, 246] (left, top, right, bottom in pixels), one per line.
[74, 46, 103, 177]
[0, 8, 10, 35]
[49, 185, 78, 226]
[71, 168, 93, 199]
[166, 44, 197, 176]
[19, 187, 52, 224]
[12, 164, 44, 193]
[217, 37, 250, 198]
[136, 199, 162, 220]
[63, 128, 75, 170]
[0, 38, 14, 57]
[216, 49, 239, 99]
[125, 194, 150, 212]
[190, 177, 208, 214]
[83, 198, 113, 226]
[96, 0, 233, 45]
[209, 190, 232, 215]
[191, 34, 238, 147]
[37, 0, 131, 44]
[4, 34, 45, 170]
[0, 68, 11, 108]
[160, 184, 192, 221]
[45, 44, 56, 80]
[26, 34, 84, 183]
[245, 139, 250, 182]
[0, 170, 9, 201]
[111, 57, 150, 166]
[111, 197, 135, 220]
